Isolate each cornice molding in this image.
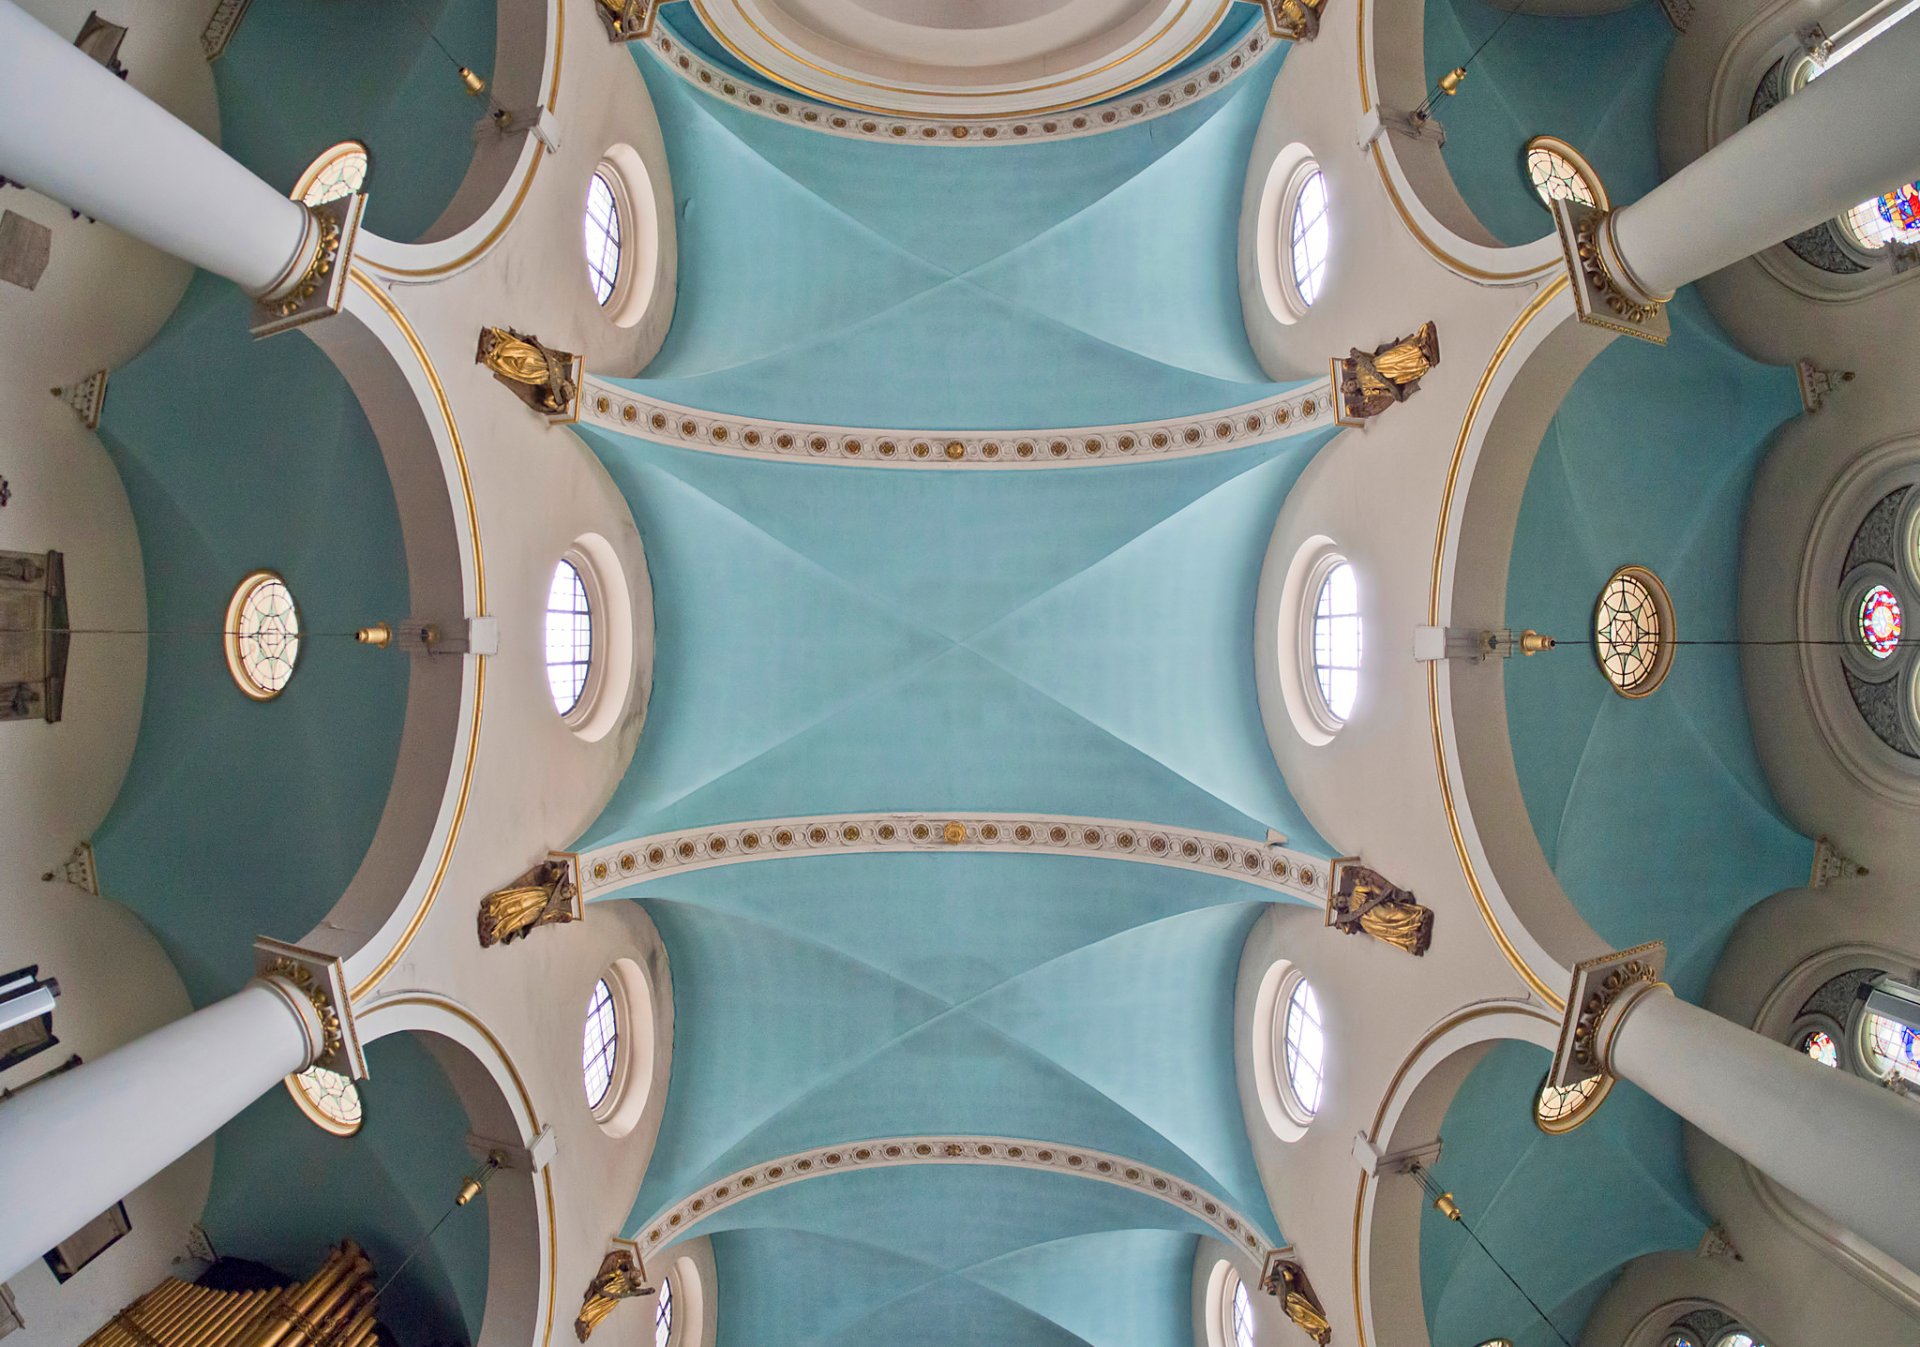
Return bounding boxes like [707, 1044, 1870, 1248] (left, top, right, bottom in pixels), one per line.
[640, 18, 1279, 144]
[578, 377, 1336, 468]
[636, 1135, 1275, 1260]
[580, 812, 1331, 902]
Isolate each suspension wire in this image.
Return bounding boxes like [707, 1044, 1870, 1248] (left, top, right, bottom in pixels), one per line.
[0, 626, 371, 638]
[370, 1196, 467, 1303]
[1409, 1166, 1575, 1347]
[1417, 0, 1528, 114]
[386, 0, 471, 78]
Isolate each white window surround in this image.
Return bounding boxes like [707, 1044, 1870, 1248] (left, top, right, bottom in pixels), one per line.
[1251, 960, 1316, 1141]
[1254, 143, 1320, 325]
[589, 145, 662, 331]
[664, 1254, 705, 1347]
[1269, 539, 1358, 745]
[551, 534, 637, 743]
[589, 956, 658, 1138]
[1202, 1259, 1262, 1347]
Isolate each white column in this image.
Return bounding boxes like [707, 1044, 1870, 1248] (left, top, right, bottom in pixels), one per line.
[1601, 983, 1920, 1272]
[0, 975, 325, 1282]
[0, 0, 314, 296]
[1600, 13, 1920, 302]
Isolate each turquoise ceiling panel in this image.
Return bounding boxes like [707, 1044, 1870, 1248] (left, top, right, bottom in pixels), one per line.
[203, 1033, 488, 1346]
[213, 0, 496, 241]
[1425, 0, 1671, 246]
[709, 1229, 949, 1347]
[965, 1229, 1199, 1347]
[92, 276, 409, 1006]
[972, 444, 1327, 844]
[617, 853, 1289, 1006]
[1420, 1042, 1704, 1347]
[619, 48, 1303, 425]
[791, 1270, 1096, 1347]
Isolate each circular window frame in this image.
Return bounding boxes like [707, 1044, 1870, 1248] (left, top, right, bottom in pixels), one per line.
[1270, 538, 1349, 747]
[1520, 135, 1609, 213]
[1593, 564, 1676, 698]
[587, 146, 661, 330]
[1533, 1069, 1612, 1135]
[291, 140, 369, 206]
[1838, 563, 1908, 683]
[1278, 157, 1330, 317]
[1252, 960, 1314, 1141]
[585, 957, 657, 1137]
[548, 536, 635, 742]
[224, 569, 301, 701]
[1204, 1260, 1259, 1347]
[1265, 967, 1326, 1128]
[284, 1065, 363, 1137]
[1300, 550, 1360, 735]
[1254, 144, 1319, 325]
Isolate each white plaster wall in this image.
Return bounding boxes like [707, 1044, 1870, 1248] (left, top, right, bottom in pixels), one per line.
[0, 884, 213, 1347]
[1660, 0, 1920, 876]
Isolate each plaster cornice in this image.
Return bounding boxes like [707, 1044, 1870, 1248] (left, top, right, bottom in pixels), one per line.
[580, 812, 1331, 902]
[578, 376, 1336, 467]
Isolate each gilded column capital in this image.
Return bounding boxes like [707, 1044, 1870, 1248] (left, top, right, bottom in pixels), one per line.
[1552, 199, 1671, 346]
[252, 937, 366, 1078]
[251, 193, 362, 338]
[1548, 941, 1667, 1089]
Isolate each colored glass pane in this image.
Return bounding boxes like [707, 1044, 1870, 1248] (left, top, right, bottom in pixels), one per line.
[228, 574, 300, 698]
[1863, 1010, 1920, 1085]
[1536, 1074, 1601, 1126]
[297, 143, 368, 207]
[1525, 146, 1596, 208]
[1595, 569, 1667, 692]
[1858, 584, 1902, 658]
[289, 1065, 363, 1135]
[1800, 1030, 1838, 1067]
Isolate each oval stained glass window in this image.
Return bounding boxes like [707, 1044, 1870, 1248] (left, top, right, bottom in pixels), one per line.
[1862, 1010, 1920, 1085]
[1535, 1071, 1610, 1134]
[225, 571, 300, 699]
[293, 141, 368, 207]
[1594, 565, 1675, 697]
[1523, 137, 1602, 210]
[286, 1065, 363, 1136]
[1858, 584, 1902, 658]
[1800, 1029, 1839, 1067]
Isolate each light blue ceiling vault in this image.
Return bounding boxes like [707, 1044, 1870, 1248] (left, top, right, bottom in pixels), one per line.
[1416, 0, 1812, 1339]
[613, 24, 1306, 426]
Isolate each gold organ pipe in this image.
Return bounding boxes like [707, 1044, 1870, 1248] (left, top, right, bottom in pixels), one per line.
[158, 1282, 213, 1343]
[209, 1287, 274, 1347]
[303, 1258, 373, 1344]
[126, 1282, 184, 1342]
[168, 1283, 231, 1347]
[244, 1249, 356, 1347]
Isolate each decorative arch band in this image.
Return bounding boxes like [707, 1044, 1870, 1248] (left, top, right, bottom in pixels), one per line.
[635, 1135, 1277, 1261]
[641, 23, 1279, 145]
[577, 377, 1335, 468]
[577, 812, 1331, 903]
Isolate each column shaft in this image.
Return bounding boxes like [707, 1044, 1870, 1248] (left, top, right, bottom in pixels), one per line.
[1609, 13, 1920, 297]
[1605, 985, 1920, 1272]
[0, 0, 311, 294]
[0, 980, 320, 1281]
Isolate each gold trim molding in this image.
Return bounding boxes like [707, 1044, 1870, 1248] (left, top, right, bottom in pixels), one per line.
[579, 377, 1334, 467]
[579, 812, 1332, 903]
[636, 1135, 1276, 1260]
[1553, 199, 1670, 345]
[639, 20, 1278, 143]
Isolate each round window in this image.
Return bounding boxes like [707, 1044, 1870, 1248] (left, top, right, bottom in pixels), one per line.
[1280, 976, 1325, 1120]
[225, 571, 300, 700]
[546, 558, 594, 717]
[1522, 136, 1604, 212]
[584, 169, 624, 307]
[1286, 164, 1330, 310]
[654, 1271, 674, 1347]
[285, 1064, 362, 1136]
[293, 141, 368, 207]
[583, 976, 620, 1111]
[1799, 1028, 1839, 1067]
[1593, 565, 1675, 697]
[1534, 1071, 1610, 1134]
[1310, 559, 1361, 725]
[1858, 583, 1903, 658]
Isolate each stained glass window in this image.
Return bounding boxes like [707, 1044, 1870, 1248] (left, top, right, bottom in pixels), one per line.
[1312, 560, 1361, 722]
[1857, 583, 1902, 658]
[1594, 566, 1674, 696]
[1712, 1333, 1760, 1347]
[1535, 1072, 1608, 1133]
[583, 977, 619, 1109]
[293, 141, 368, 207]
[1289, 166, 1330, 308]
[1282, 978, 1325, 1117]
[547, 559, 593, 716]
[653, 1271, 673, 1347]
[584, 170, 623, 306]
[1802, 10, 1920, 251]
[1523, 138, 1599, 210]
[1230, 1277, 1255, 1347]
[286, 1065, 363, 1136]
[1800, 1029, 1839, 1067]
[226, 572, 300, 700]
[1862, 1010, 1920, 1085]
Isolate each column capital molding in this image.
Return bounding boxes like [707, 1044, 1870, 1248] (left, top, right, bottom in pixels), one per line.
[1552, 199, 1671, 346]
[252, 937, 366, 1079]
[1549, 941, 1667, 1088]
[251, 193, 362, 338]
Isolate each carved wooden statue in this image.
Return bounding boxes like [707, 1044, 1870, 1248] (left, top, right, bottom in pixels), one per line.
[1336, 320, 1440, 423]
[1263, 0, 1325, 40]
[478, 858, 579, 948]
[574, 1250, 651, 1343]
[1330, 862, 1434, 957]
[596, 0, 658, 39]
[1260, 1256, 1331, 1346]
[477, 326, 579, 417]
